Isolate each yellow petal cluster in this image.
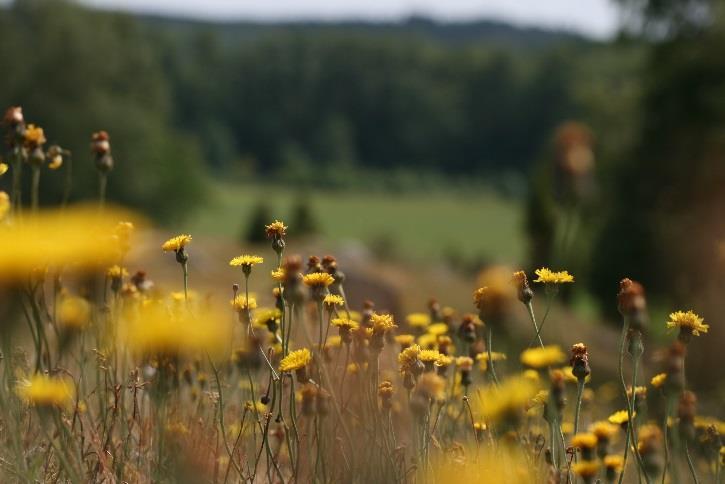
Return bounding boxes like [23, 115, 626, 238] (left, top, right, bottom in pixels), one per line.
[533, 267, 574, 284]
[279, 348, 312, 372]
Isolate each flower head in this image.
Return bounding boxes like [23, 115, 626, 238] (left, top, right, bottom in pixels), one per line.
[651, 373, 667, 389]
[604, 455, 624, 473]
[323, 294, 344, 309]
[16, 374, 73, 408]
[107, 265, 128, 279]
[590, 421, 619, 441]
[162, 234, 192, 252]
[478, 376, 539, 424]
[58, 296, 91, 329]
[0, 163, 8, 176]
[666, 310, 709, 339]
[331, 317, 358, 331]
[406, 313, 430, 328]
[265, 220, 287, 239]
[279, 348, 312, 372]
[571, 433, 598, 450]
[231, 295, 257, 312]
[370, 312, 396, 333]
[303, 272, 335, 288]
[608, 410, 633, 425]
[24, 124, 46, 148]
[572, 461, 599, 479]
[229, 254, 264, 268]
[398, 344, 422, 374]
[533, 267, 574, 284]
[520, 345, 566, 369]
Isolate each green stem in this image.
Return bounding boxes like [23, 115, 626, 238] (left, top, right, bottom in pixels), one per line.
[486, 326, 500, 386]
[208, 355, 245, 481]
[617, 319, 631, 484]
[684, 440, 700, 484]
[573, 378, 585, 437]
[662, 395, 672, 484]
[182, 261, 189, 302]
[526, 301, 545, 348]
[98, 171, 107, 209]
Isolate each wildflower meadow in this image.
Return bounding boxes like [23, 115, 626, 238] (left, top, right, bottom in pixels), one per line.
[0, 104, 722, 484]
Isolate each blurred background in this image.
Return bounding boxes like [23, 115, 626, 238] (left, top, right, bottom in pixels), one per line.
[0, 0, 723, 390]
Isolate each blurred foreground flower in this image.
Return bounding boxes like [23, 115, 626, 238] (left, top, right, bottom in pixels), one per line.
[120, 302, 230, 357]
[478, 376, 539, 426]
[0, 204, 141, 279]
[16, 374, 74, 408]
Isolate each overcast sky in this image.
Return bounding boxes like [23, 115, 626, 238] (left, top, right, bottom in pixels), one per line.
[74, 0, 620, 38]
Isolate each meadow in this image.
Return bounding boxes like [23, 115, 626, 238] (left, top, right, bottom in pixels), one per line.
[0, 106, 722, 484]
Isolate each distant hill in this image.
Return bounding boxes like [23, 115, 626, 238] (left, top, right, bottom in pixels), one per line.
[136, 14, 590, 50]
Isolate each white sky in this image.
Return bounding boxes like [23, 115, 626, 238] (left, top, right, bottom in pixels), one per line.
[74, 0, 620, 38]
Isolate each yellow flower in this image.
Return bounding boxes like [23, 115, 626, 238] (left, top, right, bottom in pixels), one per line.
[229, 254, 264, 268]
[231, 295, 257, 312]
[323, 294, 344, 308]
[478, 376, 539, 424]
[476, 351, 507, 371]
[417, 333, 438, 349]
[520, 345, 566, 369]
[522, 369, 540, 381]
[58, 296, 91, 329]
[303, 272, 334, 288]
[415, 372, 446, 400]
[398, 344, 421, 373]
[279, 348, 312, 372]
[24, 124, 46, 146]
[16, 374, 73, 407]
[0, 163, 8, 176]
[608, 410, 634, 425]
[395, 334, 415, 347]
[271, 268, 286, 282]
[666, 310, 709, 336]
[121, 303, 230, 356]
[533, 267, 574, 284]
[571, 433, 598, 449]
[426, 322, 448, 336]
[0, 205, 140, 279]
[254, 308, 281, 328]
[419, 349, 442, 363]
[650, 373, 667, 388]
[406, 312, 430, 328]
[162, 234, 192, 252]
[370, 312, 396, 333]
[604, 455, 624, 472]
[590, 421, 619, 441]
[456, 356, 474, 371]
[107, 265, 128, 279]
[331, 318, 358, 331]
[265, 220, 287, 238]
[434, 354, 453, 368]
[0, 191, 9, 220]
[572, 461, 599, 479]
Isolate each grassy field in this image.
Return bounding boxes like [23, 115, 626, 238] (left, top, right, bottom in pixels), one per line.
[187, 181, 525, 264]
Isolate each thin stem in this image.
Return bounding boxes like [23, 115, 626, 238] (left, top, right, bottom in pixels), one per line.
[526, 301, 545, 348]
[182, 261, 189, 302]
[61, 152, 72, 207]
[573, 378, 585, 437]
[617, 319, 632, 484]
[529, 290, 555, 348]
[98, 171, 107, 209]
[30, 165, 40, 213]
[486, 326, 500, 386]
[208, 354, 245, 481]
[661, 395, 672, 484]
[684, 440, 700, 484]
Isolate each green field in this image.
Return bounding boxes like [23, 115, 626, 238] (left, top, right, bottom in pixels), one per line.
[187, 182, 525, 264]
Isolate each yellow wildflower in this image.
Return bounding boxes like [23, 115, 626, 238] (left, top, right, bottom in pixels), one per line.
[323, 294, 344, 308]
[265, 220, 287, 238]
[666, 310, 709, 336]
[590, 421, 619, 441]
[522, 369, 540, 381]
[24, 124, 46, 146]
[426, 322, 448, 336]
[16, 374, 73, 407]
[406, 312, 430, 328]
[572, 461, 599, 479]
[107, 265, 128, 279]
[231, 295, 257, 311]
[398, 344, 422, 373]
[279, 348, 312, 372]
[533, 267, 574, 284]
[0, 163, 7, 176]
[395, 334, 415, 348]
[417, 333, 437, 349]
[419, 349, 442, 363]
[303, 272, 334, 288]
[520, 345, 566, 369]
[476, 351, 507, 371]
[650, 373, 667, 388]
[0, 191, 9, 220]
[229, 254, 264, 267]
[608, 410, 634, 425]
[162, 234, 191, 252]
[271, 268, 286, 282]
[604, 455, 624, 472]
[370, 312, 396, 333]
[58, 296, 91, 329]
[331, 317, 358, 331]
[478, 376, 539, 424]
[571, 433, 598, 449]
